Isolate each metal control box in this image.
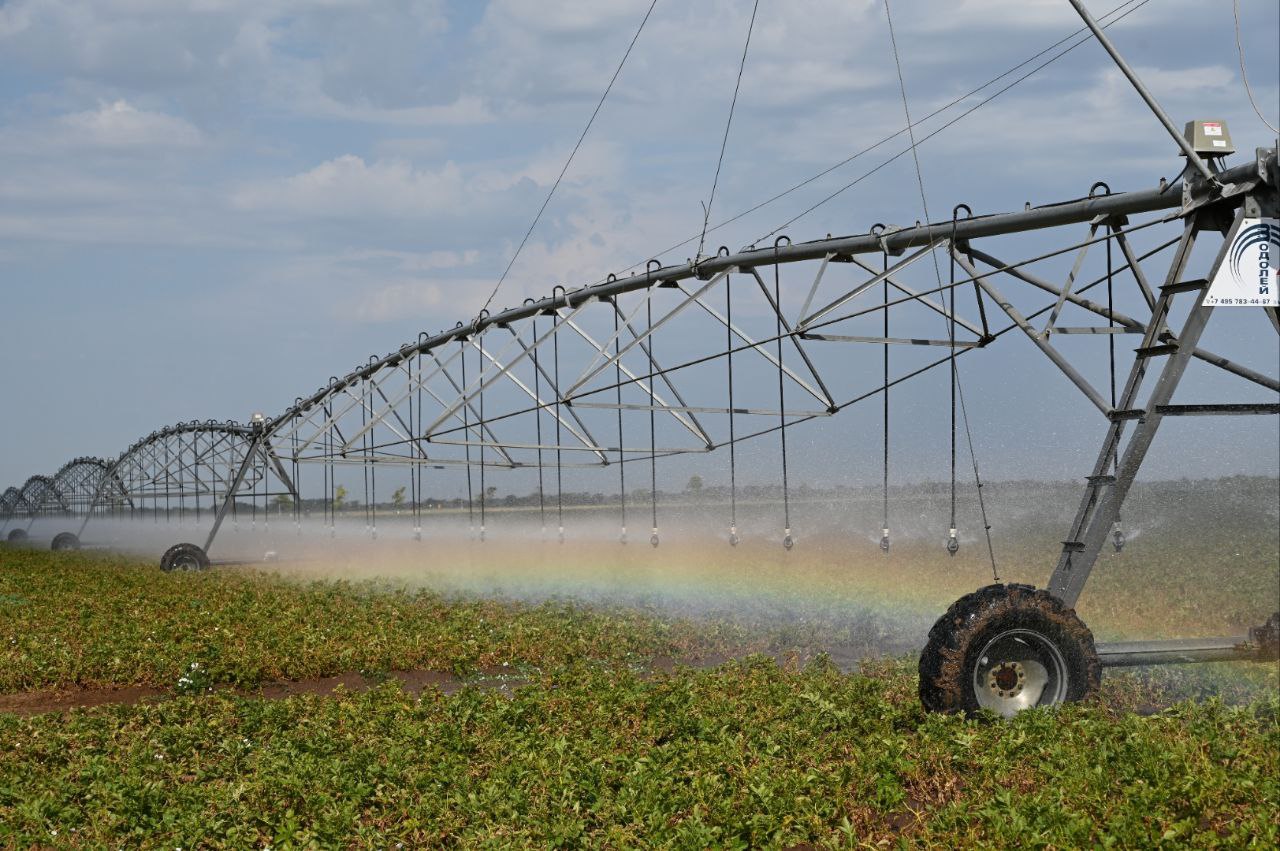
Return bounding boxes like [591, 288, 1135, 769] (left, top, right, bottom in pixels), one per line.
[1183, 119, 1234, 155]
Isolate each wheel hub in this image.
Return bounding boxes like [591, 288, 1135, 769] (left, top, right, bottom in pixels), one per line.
[987, 661, 1025, 698]
[973, 628, 1069, 717]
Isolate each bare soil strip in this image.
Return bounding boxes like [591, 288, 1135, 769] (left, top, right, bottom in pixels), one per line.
[0, 669, 472, 717]
[0, 650, 796, 717]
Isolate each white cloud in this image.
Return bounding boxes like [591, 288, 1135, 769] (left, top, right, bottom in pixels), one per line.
[296, 93, 493, 127]
[0, 100, 205, 156]
[58, 100, 204, 148]
[0, 2, 32, 38]
[343, 248, 481, 272]
[0, 0, 459, 122]
[230, 155, 468, 218]
[347, 279, 464, 322]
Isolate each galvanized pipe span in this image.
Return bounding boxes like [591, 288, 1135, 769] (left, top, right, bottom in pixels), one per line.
[270, 153, 1273, 433]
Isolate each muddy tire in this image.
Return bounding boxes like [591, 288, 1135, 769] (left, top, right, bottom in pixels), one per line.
[919, 583, 1100, 717]
[51, 532, 80, 551]
[6, 528, 28, 544]
[160, 542, 210, 572]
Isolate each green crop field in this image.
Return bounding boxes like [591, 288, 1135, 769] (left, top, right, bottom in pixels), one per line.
[2, 484, 1278, 849]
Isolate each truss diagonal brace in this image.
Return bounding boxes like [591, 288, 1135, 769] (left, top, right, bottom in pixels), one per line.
[798, 242, 938, 330]
[953, 250, 1112, 415]
[848, 256, 986, 338]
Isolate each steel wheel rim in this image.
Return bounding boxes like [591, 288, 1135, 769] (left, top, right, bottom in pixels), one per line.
[973, 628, 1068, 717]
[174, 554, 202, 571]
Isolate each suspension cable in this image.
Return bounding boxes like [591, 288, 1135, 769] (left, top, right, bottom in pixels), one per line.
[1232, 0, 1280, 136]
[414, 345, 422, 539]
[614, 300, 628, 544]
[1107, 221, 1124, 552]
[647, 295, 659, 547]
[478, 333, 487, 543]
[325, 402, 334, 535]
[755, 0, 1151, 245]
[554, 304, 565, 543]
[696, 0, 761, 261]
[948, 219, 959, 557]
[886, 0, 955, 555]
[775, 251, 793, 550]
[292, 417, 301, 533]
[194, 434, 202, 524]
[532, 315, 547, 538]
[1108, 222, 1117, 411]
[886, 0, 996, 560]
[957, 379, 1000, 582]
[478, 0, 660, 318]
[726, 273, 739, 546]
[578, 0, 1149, 287]
[369, 415, 377, 539]
[461, 339, 474, 538]
[361, 379, 371, 536]
[952, 230, 998, 578]
[881, 246, 891, 555]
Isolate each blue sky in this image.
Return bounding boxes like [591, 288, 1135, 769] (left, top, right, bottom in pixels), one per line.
[1, 0, 1277, 491]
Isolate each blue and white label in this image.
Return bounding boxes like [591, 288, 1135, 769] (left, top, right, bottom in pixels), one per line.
[1204, 217, 1280, 307]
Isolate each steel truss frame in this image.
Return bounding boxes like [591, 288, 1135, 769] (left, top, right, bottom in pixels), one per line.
[7, 152, 1277, 626]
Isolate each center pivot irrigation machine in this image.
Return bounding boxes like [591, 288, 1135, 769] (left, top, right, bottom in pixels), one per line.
[4, 2, 1278, 716]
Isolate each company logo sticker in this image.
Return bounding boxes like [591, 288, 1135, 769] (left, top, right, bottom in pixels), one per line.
[1204, 218, 1280, 307]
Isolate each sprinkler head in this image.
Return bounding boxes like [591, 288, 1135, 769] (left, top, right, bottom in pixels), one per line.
[783, 529, 794, 551]
[371, 527, 377, 540]
[880, 528, 890, 554]
[650, 529, 660, 548]
[1111, 522, 1125, 553]
[557, 526, 565, 544]
[619, 527, 628, 545]
[729, 525, 739, 547]
[413, 527, 422, 541]
[946, 528, 959, 556]
[479, 526, 486, 543]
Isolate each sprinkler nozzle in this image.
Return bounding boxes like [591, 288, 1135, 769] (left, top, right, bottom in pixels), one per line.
[650, 528, 660, 548]
[619, 526, 627, 545]
[1111, 521, 1125, 553]
[557, 526, 565, 544]
[479, 526, 486, 543]
[413, 527, 422, 541]
[729, 525, 739, 547]
[880, 528, 890, 554]
[783, 529, 794, 550]
[946, 528, 959, 556]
